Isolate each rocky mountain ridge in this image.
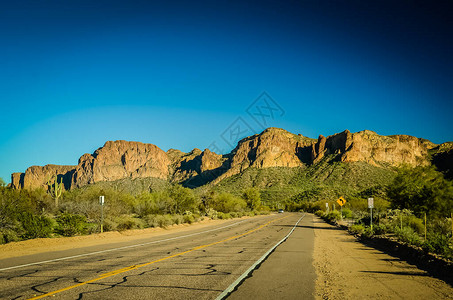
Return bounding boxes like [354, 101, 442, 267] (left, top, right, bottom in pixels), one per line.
[11, 128, 450, 190]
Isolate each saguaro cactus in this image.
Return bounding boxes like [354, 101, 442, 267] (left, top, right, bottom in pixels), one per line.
[46, 175, 64, 208]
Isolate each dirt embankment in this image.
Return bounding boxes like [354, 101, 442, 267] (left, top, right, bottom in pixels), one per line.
[313, 216, 453, 299]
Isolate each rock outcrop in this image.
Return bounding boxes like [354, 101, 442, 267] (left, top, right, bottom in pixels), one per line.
[11, 127, 449, 190]
[12, 165, 76, 190]
[313, 130, 435, 167]
[71, 140, 170, 188]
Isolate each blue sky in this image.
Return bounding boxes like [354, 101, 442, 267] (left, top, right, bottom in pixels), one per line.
[1, 0, 452, 183]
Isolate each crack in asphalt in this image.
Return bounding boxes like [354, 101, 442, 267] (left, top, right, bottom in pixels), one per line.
[75, 268, 159, 299]
[31, 277, 62, 295]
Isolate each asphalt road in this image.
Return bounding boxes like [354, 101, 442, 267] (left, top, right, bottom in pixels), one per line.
[0, 213, 315, 300]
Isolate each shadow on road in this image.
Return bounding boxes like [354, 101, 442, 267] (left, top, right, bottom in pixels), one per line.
[360, 270, 430, 277]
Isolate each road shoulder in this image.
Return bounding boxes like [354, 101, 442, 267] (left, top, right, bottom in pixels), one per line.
[313, 216, 453, 299]
[228, 213, 315, 300]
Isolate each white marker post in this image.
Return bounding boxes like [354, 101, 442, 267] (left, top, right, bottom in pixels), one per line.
[368, 197, 374, 231]
[325, 202, 329, 213]
[99, 196, 105, 233]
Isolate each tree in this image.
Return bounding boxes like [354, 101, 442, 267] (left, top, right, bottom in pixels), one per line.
[387, 166, 453, 217]
[0, 177, 5, 188]
[167, 185, 199, 214]
[242, 188, 261, 210]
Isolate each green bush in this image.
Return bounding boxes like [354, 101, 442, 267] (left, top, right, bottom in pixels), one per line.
[183, 214, 195, 224]
[342, 208, 353, 219]
[362, 227, 374, 238]
[19, 212, 54, 239]
[423, 233, 453, 259]
[394, 226, 421, 246]
[406, 215, 424, 235]
[56, 213, 88, 237]
[213, 193, 247, 213]
[115, 215, 145, 231]
[103, 218, 118, 231]
[348, 224, 365, 235]
[373, 223, 391, 235]
[156, 214, 174, 228]
[143, 214, 159, 228]
[325, 211, 341, 223]
[172, 214, 184, 225]
[217, 212, 232, 219]
[205, 208, 218, 219]
[0, 228, 21, 244]
[314, 210, 324, 218]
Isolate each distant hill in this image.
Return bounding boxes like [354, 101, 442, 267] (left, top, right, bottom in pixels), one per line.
[11, 128, 452, 198]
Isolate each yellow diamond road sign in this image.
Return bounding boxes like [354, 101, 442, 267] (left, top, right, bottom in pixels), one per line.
[336, 196, 346, 206]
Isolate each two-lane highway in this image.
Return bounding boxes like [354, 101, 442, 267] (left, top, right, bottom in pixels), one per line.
[0, 213, 315, 300]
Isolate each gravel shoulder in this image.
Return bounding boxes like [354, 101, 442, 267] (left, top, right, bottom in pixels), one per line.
[313, 216, 453, 299]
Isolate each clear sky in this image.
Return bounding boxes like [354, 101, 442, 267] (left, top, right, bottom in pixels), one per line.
[1, 0, 452, 183]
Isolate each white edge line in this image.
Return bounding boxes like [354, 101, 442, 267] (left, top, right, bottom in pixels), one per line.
[216, 213, 306, 300]
[0, 216, 274, 272]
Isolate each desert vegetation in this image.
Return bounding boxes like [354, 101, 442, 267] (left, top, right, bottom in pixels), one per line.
[0, 183, 269, 244]
[311, 166, 453, 260]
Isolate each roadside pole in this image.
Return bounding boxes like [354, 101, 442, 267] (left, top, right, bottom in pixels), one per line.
[336, 197, 346, 221]
[368, 198, 374, 231]
[424, 213, 427, 241]
[100, 196, 105, 233]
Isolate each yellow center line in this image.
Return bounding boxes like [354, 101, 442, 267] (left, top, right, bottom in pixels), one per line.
[28, 215, 290, 299]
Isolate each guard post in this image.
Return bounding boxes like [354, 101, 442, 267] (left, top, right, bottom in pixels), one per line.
[99, 196, 105, 233]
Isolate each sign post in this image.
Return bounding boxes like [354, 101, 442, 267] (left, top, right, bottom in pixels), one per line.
[368, 198, 374, 231]
[99, 196, 105, 233]
[336, 196, 346, 220]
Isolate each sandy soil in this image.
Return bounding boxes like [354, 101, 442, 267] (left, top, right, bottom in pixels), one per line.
[0, 218, 240, 260]
[313, 216, 453, 299]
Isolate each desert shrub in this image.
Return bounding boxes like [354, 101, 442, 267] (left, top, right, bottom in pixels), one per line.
[246, 211, 256, 217]
[229, 212, 239, 218]
[341, 208, 353, 219]
[56, 213, 88, 237]
[156, 214, 174, 228]
[205, 208, 218, 219]
[394, 226, 421, 246]
[362, 227, 374, 238]
[373, 223, 391, 235]
[183, 214, 195, 224]
[19, 212, 54, 239]
[143, 214, 158, 228]
[259, 208, 271, 215]
[423, 233, 453, 259]
[0, 229, 21, 244]
[172, 214, 184, 225]
[103, 218, 118, 231]
[405, 215, 424, 235]
[134, 193, 159, 216]
[325, 211, 341, 223]
[115, 215, 145, 231]
[217, 212, 232, 220]
[348, 224, 365, 235]
[314, 210, 324, 218]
